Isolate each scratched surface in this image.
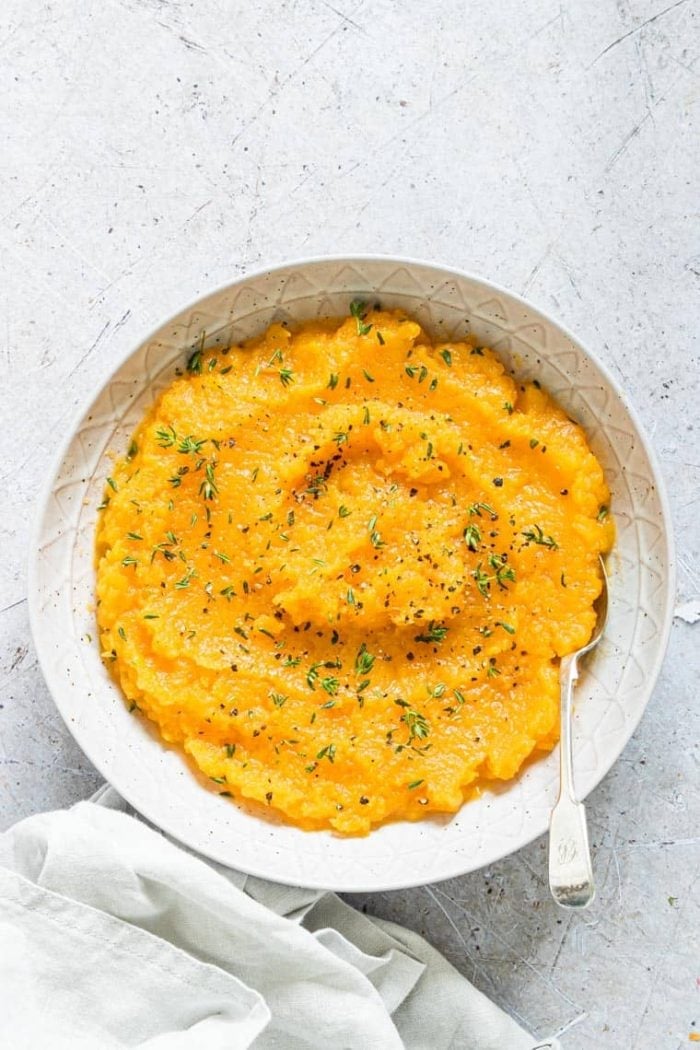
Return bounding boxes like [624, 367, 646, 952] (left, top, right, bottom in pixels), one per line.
[0, 1, 698, 1046]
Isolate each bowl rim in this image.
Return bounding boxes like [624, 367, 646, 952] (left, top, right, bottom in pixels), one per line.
[28, 253, 676, 889]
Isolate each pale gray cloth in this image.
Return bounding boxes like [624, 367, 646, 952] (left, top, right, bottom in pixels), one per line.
[0, 786, 560, 1049]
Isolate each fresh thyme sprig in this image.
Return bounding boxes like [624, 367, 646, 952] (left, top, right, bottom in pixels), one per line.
[350, 299, 372, 336]
[395, 701, 430, 745]
[463, 523, 481, 551]
[473, 555, 516, 596]
[522, 524, 558, 549]
[367, 515, 384, 549]
[199, 462, 218, 500]
[467, 501, 498, 520]
[178, 435, 207, 455]
[355, 643, 375, 675]
[414, 621, 448, 644]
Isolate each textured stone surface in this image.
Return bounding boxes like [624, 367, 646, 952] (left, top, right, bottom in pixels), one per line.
[0, 1, 698, 1047]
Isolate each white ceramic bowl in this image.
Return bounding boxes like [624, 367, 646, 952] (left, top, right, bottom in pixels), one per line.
[29, 257, 675, 891]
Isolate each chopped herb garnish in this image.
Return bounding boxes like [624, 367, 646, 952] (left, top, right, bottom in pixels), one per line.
[174, 568, 197, 589]
[474, 555, 516, 596]
[338, 505, 351, 518]
[333, 431, 348, 446]
[355, 643, 375, 675]
[320, 676, 339, 696]
[496, 621, 515, 634]
[362, 368, 375, 383]
[597, 505, 609, 522]
[126, 439, 138, 461]
[468, 501, 498, 520]
[504, 401, 514, 414]
[305, 474, 327, 498]
[414, 621, 448, 644]
[220, 585, 236, 600]
[408, 779, 424, 790]
[529, 438, 539, 449]
[369, 521, 384, 549]
[178, 434, 207, 455]
[270, 692, 288, 708]
[279, 366, 294, 387]
[350, 299, 372, 336]
[488, 553, 516, 587]
[213, 550, 231, 563]
[440, 348, 453, 366]
[187, 340, 203, 373]
[400, 706, 430, 744]
[106, 476, 118, 492]
[306, 662, 320, 689]
[464, 523, 481, 551]
[121, 555, 138, 568]
[316, 743, 336, 763]
[473, 563, 491, 597]
[328, 372, 339, 389]
[126, 531, 143, 541]
[199, 462, 218, 501]
[376, 330, 385, 345]
[522, 524, 558, 549]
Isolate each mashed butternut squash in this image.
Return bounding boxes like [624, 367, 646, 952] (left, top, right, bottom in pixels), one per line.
[96, 306, 613, 834]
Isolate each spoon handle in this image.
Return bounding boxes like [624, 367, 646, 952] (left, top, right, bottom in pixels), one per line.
[548, 653, 595, 909]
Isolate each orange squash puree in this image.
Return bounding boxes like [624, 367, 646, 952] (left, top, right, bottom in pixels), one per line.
[95, 306, 613, 834]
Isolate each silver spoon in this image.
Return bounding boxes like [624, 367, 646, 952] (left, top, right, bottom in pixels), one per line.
[548, 556, 609, 909]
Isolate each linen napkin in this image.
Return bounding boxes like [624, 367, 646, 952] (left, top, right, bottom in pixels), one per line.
[0, 786, 560, 1049]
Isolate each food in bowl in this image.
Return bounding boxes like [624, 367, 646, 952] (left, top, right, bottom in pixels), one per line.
[95, 303, 613, 834]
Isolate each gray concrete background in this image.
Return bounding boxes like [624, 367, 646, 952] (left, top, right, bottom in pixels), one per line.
[1, 1, 698, 1046]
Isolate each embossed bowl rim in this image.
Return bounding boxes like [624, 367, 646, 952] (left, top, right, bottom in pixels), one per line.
[29, 254, 675, 890]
